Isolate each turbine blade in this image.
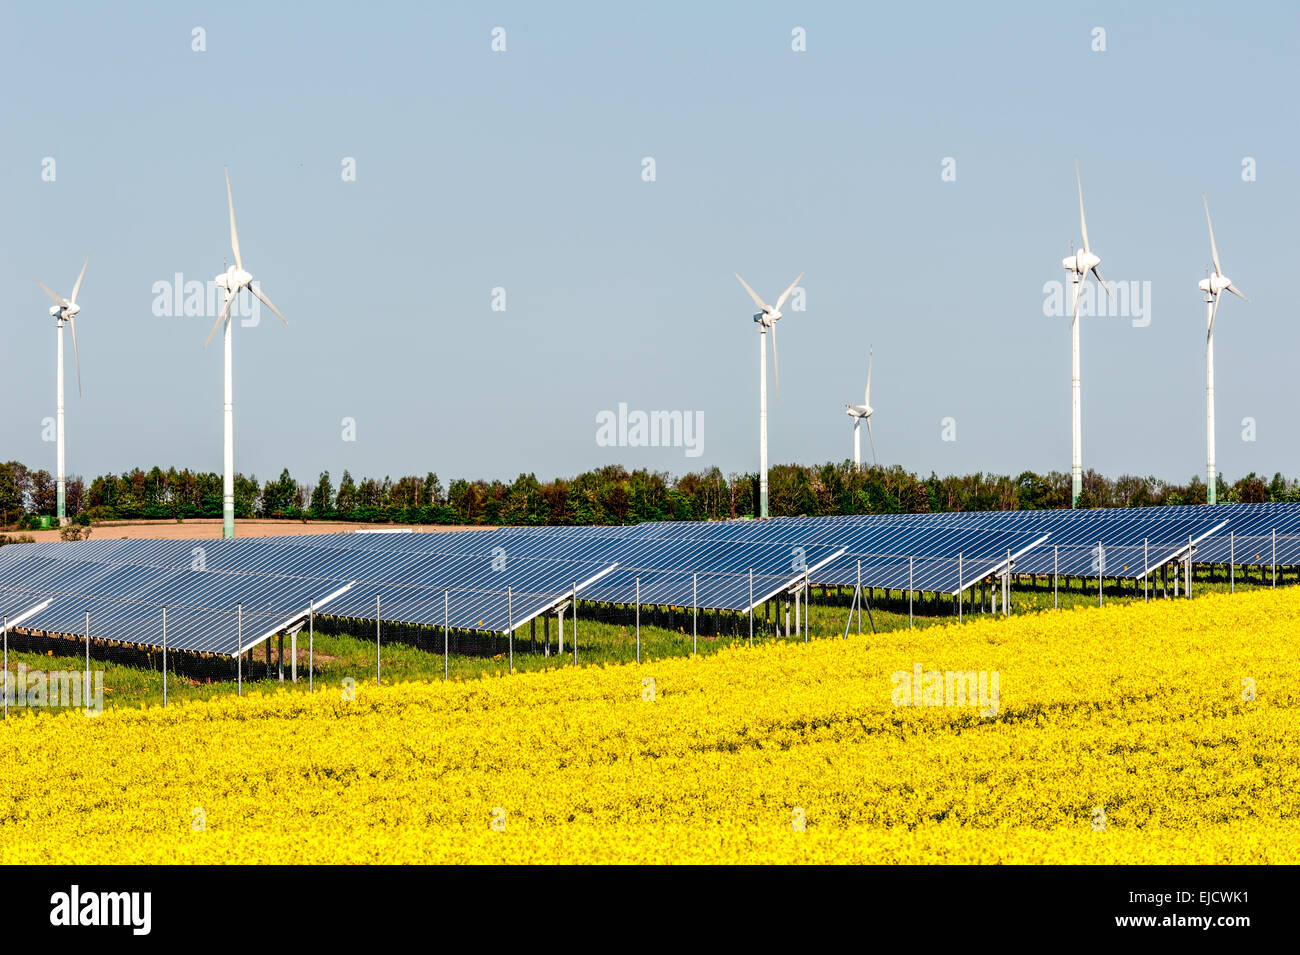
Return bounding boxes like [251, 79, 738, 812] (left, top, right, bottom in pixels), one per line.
[70, 253, 90, 305]
[226, 167, 243, 272]
[1203, 195, 1222, 277]
[770, 321, 779, 396]
[866, 416, 877, 466]
[734, 272, 770, 313]
[774, 271, 803, 312]
[204, 292, 236, 349]
[36, 280, 65, 307]
[1092, 266, 1114, 301]
[1226, 284, 1249, 302]
[251, 284, 288, 325]
[69, 315, 82, 397]
[864, 346, 872, 407]
[1076, 160, 1091, 254]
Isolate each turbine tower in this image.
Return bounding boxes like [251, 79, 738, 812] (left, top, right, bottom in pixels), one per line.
[1198, 196, 1249, 506]
[36, 255, 89, 527]
[845, 347, 876, 468]
[1060, 161, 1111, 508]
[204, 168, 288, 539]
[735, 271, 802, 518]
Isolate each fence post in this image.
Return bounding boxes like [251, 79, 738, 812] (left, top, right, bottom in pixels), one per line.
[795, 571, 806, 647]
[162, 607, 168, 708]
[1187, 534, 1193, 599]
[1272, 529, 1277, 589]
[1005, 548, 1012, 616]
[376, 595, 381, 685]
[957, 554, 963, 622]
[572, 583, 578, 666]
[1053, 546, 1059, 609]
[748, 569, 753, 648]
[3, 615, 7, 720]
[308, 599, 314, 692]
[236, 604, 242, 696]
[856, 560, 862, 635]
[635, 577, 641, 664]
[84, 611, 90, 698]
[794, 575, 801, 639]
[1098, 541, 1103, 607]
[507, 587, 514, 675]
[908, 557, 914, 630]
[692, 573, 698, 657]
[1143, 539, 1149, 602]
[1230, 532, 1235, 593]
[443, 590, 449, 681]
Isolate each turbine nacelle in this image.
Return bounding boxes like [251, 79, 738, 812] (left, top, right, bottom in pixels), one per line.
[845, 403, 872, 418]
[1062, 250, 1101, 274]
[215, 266, 254, 293]
[753, 310, 780, 326]
[1199, 273, 1233, 295]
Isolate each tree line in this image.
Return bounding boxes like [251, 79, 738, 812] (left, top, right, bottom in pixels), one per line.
[3, 460, 1298, 530]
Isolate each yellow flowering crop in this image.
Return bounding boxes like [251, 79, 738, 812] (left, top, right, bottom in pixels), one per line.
[1, 587, 1297, 863]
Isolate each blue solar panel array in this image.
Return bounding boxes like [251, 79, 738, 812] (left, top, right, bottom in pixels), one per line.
[861, 507, 1232, 579]
[0, 529, 839, 654]
[4, 502, 1300, 658]
[278, 529, 847, 612]
[0, 538, 615, 655]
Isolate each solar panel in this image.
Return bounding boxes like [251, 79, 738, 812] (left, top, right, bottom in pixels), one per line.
[0, 540, 616, 654]
[279, 529, 847, 610]
[1168, 503, 1300, 563]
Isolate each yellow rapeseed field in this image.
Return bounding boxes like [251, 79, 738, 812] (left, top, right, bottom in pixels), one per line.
[2, 588, 1297, 863]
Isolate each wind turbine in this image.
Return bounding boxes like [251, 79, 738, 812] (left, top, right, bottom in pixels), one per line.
[35, 255, 90, 527]
[1198, 196, 1249, 505]
[204, 167, 288, 539]
[1060, 161, 1112, 508]
[845, 347, 876, 468]
[735, 270, 802, 518]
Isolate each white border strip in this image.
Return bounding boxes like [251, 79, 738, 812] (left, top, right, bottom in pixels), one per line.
[1, 598, 54, 632]
[235, 581, 356, 658]
[504, 563, 620, 634]
[948, 533, 1053, 597]
[747, 548, 847, 612]
[1135, 519, 1229, 581]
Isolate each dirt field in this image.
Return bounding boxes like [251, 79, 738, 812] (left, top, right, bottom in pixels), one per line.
[7, 519, 494, 543]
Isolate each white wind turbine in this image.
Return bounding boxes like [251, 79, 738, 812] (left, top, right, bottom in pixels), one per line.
[1060, 161, 1112, 508]
[203, 167, 288, 539]
[845, 347, 875, 468]
[36, 255, 90, 526]
[735, 270, 802, 518]
[1198, 196, 1249, 506]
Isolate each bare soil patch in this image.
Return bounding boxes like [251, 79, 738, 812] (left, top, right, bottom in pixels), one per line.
[10, 519, 493, 543]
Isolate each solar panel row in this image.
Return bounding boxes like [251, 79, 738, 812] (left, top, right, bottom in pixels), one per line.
[4, 502, 1300, 658]
[0, 530, 840, 654]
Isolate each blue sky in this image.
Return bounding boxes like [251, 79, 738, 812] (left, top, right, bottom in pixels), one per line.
[2, 1, 1297, 486]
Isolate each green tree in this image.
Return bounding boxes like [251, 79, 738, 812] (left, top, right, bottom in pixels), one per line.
[335, 470, 358, 518]
[310, 471, 334, 519]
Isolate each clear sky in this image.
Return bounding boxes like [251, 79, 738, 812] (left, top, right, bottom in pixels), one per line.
[2, 1, 1296, 486]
